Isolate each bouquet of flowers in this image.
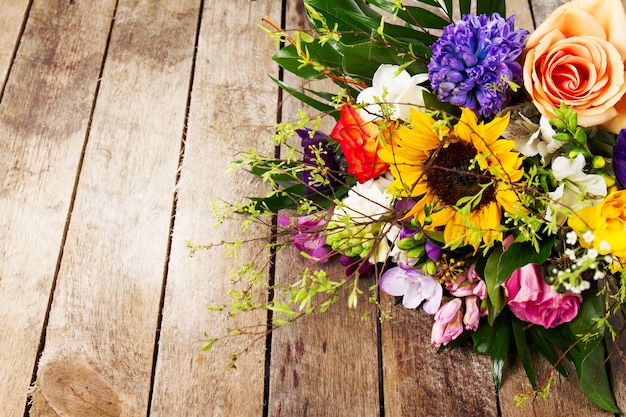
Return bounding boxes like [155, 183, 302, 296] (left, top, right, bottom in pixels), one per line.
[204, 0, 626, 412]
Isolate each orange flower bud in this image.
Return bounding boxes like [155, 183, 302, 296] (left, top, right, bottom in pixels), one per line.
[330, 104, 389, 183]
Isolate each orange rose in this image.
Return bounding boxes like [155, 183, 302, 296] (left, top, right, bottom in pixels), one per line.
[523, 0, 626, 133]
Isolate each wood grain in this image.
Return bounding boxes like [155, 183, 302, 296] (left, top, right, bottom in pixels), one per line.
[0, 0, 30, 90]
[27, 0, 199, 415]
[498, 353, 614, 417]
[266, 2, 381, 416]
[148, 1, 282, 416]
[0, 1, 116, 415]
[268, 255, 381, 417]
[381, 298, 498, 417]
[0, 0, 624, 416]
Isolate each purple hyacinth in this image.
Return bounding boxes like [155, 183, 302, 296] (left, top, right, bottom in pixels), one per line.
[296, 128, 340, 194]
[428, 13, 528, 118]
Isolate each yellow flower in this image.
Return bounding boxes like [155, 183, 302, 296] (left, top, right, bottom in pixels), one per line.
[378, 108, 525, 250]
[568, 190, 626, 258]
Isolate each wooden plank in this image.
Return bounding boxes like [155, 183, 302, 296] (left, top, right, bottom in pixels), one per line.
[499, 357, 614, 417]
[506, 0, 534, 30]
[0, 1, 116, 415]
[609, 315, 626, 413]
[528, 0, 568, 26]
[381, 302, 498, 416]
[147, 1, 283, 416]
[0, 0, 30, 90]
[268, 258, 381, 417]
[27, 1, 200, 416]
[266, 2, 381, 416]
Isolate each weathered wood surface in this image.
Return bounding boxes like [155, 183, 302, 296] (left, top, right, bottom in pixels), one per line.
[0, 1, 117, 415]
[149, 1, 281, 416]
[0, 0, 624, 416]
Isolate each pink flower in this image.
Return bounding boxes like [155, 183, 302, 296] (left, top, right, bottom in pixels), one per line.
[503, 264, 582, 329]
[431, 299, 464, 347]
[447, 264, 487, 299]
[278, 213, 330, 263]
[463, 296, 482, 332]
[379, 266, 442, 314]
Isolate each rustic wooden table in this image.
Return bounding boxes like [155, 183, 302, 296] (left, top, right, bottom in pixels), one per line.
[1, 0, 625, 416]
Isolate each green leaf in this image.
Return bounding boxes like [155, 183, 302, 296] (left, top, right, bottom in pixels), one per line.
[483, 245, 505, 321]
[422, 91, 461, 116]
[559, 291, 618, 412]
[304, 0, 380, 43]
[335, 39, 428, 82]
[247, 183, 350, 213]
[365, 0, 450, 29]
[527, 326, 568, 377]
[471, 311, 514, 390]
[272, 46, 322, 80]
[578, 342, 620, 413]
[471, 319, 496, 354]
[346, 11, 436, 46]
[269, 76, 336, 116]
[476, 0, 506, 16]
[273, 41, 343, 81]
[490, 311, 512, 390]
[511, 318, 536, 389]
[566, 291, 605, 345]
[496, 234, 556, 286]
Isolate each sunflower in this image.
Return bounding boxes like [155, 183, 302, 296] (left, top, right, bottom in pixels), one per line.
[378, 107, 525, 250]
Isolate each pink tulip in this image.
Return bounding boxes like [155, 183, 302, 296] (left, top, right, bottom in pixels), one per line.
[503, 264, 582, 329]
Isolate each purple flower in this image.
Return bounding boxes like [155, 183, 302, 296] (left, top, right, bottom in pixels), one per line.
[428, 13, 528, 118]
[614, 128, 626, 188]
[379, 266, 442, 314]
[339, 255, 374, 277]
[296, 128, 340, 194]
[425, 238, 442, 261]
[278, 212, 331, 263]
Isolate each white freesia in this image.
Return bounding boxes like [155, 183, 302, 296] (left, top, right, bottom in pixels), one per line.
[547, 154, 607, 224]
[357, 64, 428, 122]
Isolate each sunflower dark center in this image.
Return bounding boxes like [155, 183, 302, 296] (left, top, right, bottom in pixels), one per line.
[426, 141, 495, 208]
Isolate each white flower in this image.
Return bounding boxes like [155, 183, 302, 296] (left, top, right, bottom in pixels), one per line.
[566, 231, 578, 246]
[333, 175, 394, 264]
[564, 248, 577, 260]
[552, 154, 607, 197]
[536, 116, 562, 162]
[357, 64, 428, 122]
[547, 154, 607, 224]
[504, 114, 562, 162]
[583, 231, 596, 244]
[335, 175, 393, 223]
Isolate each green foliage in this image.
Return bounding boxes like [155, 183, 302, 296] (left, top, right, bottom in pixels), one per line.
[471, 309, 512, 390]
